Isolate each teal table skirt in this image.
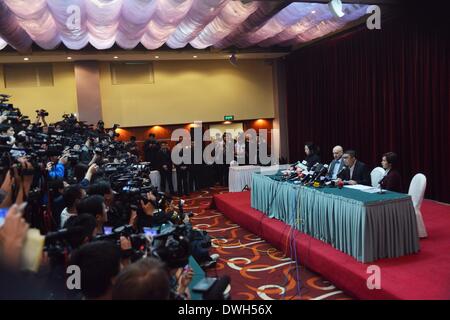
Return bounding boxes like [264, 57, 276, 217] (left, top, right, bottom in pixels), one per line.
[251, 173, 420, 263]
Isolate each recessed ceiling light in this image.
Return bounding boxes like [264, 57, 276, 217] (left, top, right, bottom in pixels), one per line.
[67, 57, 72, 60]
[311, 10, 316, 14]
[113, 56, 119, 59]
[155, 55, 159, 59]
[23, 57, 29, 61]
[193, 55, 197, 58]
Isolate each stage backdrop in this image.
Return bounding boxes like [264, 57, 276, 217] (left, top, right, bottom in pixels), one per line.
[285, 15, 449, 203]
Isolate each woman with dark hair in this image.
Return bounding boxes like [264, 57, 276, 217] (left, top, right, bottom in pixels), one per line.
[304, 142, 321, 169]
[380, 152, 402, 192]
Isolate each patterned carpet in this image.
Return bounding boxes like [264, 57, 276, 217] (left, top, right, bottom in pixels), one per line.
[181, 186, 352, 300]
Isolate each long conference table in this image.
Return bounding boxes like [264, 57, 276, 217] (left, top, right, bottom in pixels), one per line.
[251, 172, 420, 263]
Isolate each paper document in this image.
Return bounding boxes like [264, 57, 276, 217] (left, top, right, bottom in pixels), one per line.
[344, 184, 374, 191]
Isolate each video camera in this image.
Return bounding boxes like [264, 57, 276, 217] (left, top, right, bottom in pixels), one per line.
[94, 224, 152, 261]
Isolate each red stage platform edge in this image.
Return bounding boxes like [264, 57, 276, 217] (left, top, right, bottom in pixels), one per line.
[213, 191, 450, 300]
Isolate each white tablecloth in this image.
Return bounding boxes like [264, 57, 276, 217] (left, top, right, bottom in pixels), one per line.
[150, 169, 178, 192]
[228, 164, 290, 192]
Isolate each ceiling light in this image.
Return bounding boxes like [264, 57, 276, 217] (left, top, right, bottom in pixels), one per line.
[23, 57, 29, 61]
[229, 53, 238, 67]
[67, 57, 72, 60]
[328, 0, 345, 18]
[311, 10, 316, 14]
[155, 55, 159, 59]
[193, 55, 197, 58]
[113, 56, 119, 59]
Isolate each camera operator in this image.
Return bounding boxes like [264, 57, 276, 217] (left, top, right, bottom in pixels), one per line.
[60, 185, 85, 229]
[0, 124, 15, 146]
[34, 109, 48, 127]
[64, 213, 97, 249]
[134, 191, 169, 231]
[46, 150, 68, 180]
[96, 120, 105, 135]
[79, 163, 99, 189]
[80, 136, 94, 164]
[76, 195, 108, 236]
[87, 181, 127, 228]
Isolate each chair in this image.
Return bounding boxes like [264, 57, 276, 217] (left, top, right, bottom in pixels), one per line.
[408, 173, 428, 238]
[370, 167, 385, 187]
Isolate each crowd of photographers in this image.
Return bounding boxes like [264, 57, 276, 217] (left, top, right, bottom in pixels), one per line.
[0, 94, 219, 300]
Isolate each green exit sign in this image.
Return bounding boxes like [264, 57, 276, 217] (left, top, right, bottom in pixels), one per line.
[224, 115, 234, 121]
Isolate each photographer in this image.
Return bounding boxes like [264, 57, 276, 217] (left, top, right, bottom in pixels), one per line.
[60, 185, 85, 229]
[76, 195, 108, 236]
[80, 136, 94, 164]
[64, 213, 97, 249]
[34, 109, 48, 127]
[135, 191, 169, 231]
[87, 181, 126, 228]
[46, 151, 67, 180]
[0, 124, 15, 146]
[0, 93, 221, 300]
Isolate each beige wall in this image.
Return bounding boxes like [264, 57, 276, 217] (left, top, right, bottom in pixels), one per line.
[0, 60, 275, 127]
[0, 63, 78, 124]
[99, 59, 275, 127]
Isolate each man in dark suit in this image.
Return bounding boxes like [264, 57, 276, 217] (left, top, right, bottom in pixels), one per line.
[327, 145, 345, 180]
[337, 150, 371, 186]
[174, 136, 190, 197]
[143, 133, 160, 169]
[157, 142, 175, 195]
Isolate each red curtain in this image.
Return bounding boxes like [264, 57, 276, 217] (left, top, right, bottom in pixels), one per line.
[285, 16, 450, 202]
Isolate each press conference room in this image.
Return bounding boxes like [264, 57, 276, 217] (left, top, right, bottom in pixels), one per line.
[0, 0, 448, 304]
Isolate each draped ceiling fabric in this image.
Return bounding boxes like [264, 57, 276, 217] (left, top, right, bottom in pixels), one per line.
[0, 0, 369, 52]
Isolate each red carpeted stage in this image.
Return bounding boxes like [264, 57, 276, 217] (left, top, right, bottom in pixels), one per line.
[213, 191, 450, 300]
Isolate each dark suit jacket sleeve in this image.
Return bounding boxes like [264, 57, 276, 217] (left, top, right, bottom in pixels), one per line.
[355, 162, 371, 186]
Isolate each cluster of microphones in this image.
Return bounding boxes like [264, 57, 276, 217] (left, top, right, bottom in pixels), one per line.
[281, 161, 346, 188]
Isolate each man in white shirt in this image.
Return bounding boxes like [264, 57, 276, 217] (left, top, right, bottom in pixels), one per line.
[60, 185, 85, 228]
[327, 145, 344, 180]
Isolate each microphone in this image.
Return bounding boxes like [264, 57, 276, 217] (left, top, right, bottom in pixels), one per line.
[203, 275, 231, 300]
[336, 165, 347, 179]
[315, 164, 329, 181]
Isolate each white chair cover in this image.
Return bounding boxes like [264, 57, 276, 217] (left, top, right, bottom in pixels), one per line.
[408, 173, 428, 238]
[370, 167, 385, 187]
